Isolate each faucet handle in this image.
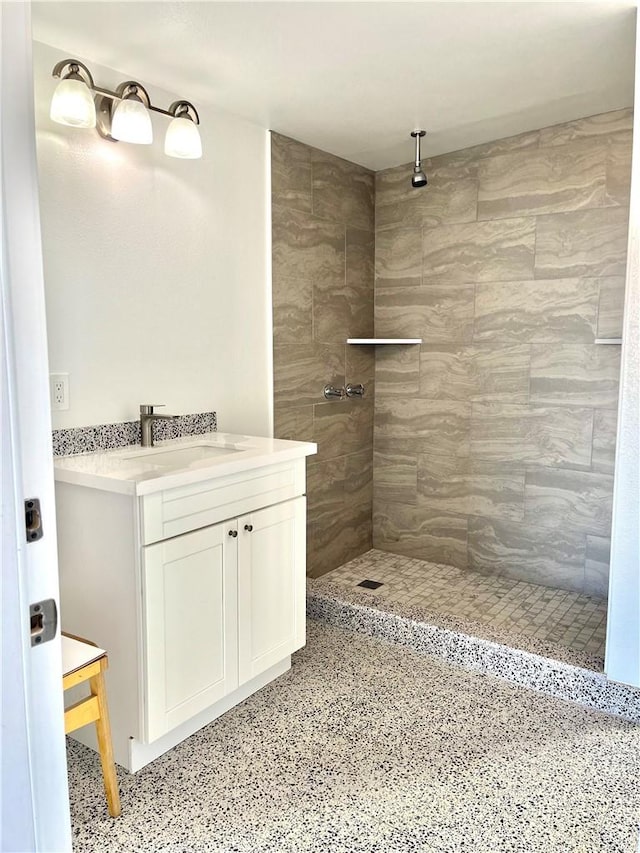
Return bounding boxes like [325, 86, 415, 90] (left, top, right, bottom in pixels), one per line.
[140, 404, 165, 415]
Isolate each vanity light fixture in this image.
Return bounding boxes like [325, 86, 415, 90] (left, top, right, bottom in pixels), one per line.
[108, 82, 153, 145]
[51, 59, 202, 159]
[164, 103, 202, 159]
[50, 60, 96, 128]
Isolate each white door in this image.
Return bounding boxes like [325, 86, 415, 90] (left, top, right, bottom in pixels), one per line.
[237, 497, 306, 685]
[142, 520, 239, 742]
[1, 3, 71, 851]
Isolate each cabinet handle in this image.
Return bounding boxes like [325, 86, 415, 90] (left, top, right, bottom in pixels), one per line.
[228, 529, 238, 538]
[244, 524, 253, 532]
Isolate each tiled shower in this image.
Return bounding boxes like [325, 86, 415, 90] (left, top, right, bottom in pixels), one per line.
[271, 109, 632, 660]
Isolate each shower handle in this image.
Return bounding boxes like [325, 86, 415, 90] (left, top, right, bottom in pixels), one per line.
[346, 383, 365, 398]
[323, 384, 346, 400]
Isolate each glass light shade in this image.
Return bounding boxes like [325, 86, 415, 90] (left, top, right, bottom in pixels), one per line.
[50, 78, 96, 128]
[164, 116, 202, 159]
[111, 97, 153, 144]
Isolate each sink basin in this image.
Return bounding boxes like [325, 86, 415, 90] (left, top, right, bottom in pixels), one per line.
[123, 444, 242, 468]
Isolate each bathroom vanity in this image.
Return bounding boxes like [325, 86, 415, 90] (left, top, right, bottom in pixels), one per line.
[54, 433, 316, 771]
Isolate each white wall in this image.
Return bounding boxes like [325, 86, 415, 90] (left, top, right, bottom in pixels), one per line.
[33, 42, 272, 437]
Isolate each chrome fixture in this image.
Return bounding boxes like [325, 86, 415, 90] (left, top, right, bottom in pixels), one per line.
[51, 59, 202, 159]
[139, 404, 178, 447]
[345, 383, 365, 398]
[410, 130, 427, 188]
[323, 384, 346, 400]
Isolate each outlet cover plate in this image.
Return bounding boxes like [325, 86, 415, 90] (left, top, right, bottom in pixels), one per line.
[50, 373, 69, 411]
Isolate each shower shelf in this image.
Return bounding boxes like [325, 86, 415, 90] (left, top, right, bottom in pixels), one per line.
[347, 338, 422, 345]
[594, 338, 622, 345]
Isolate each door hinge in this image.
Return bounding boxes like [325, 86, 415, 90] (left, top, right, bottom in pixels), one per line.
[25, 497, 43, 542]
[30, 599, 57, 647]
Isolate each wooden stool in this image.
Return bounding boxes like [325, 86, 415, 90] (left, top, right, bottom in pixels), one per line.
[62, 633, 121, 818]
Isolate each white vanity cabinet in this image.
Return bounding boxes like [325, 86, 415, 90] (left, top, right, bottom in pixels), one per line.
[142, 497, 306, 743]
[54, 434, 315, 772]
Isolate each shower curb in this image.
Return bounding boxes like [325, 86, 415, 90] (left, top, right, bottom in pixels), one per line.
[307, 586, 640, 723]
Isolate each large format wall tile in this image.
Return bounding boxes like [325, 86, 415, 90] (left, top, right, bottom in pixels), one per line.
[346, 344, 375, 394]
[308, 501, 371, 578]
[273, 405, 314, 443]
[468, 517, 586, 592]
[306, 452, 373, 579]
[375, 284, 474, 342]
[313, 282, 373, 343]
[606, 131, 633, 207]
[591, 409, 618, 475]
[312, 157, 374, 230]
[377, 398, 470, 456]
[470, 403, 593, 468]
[418, 345, 530, 402]
[272, 275, 313, 344]
[478, 140, 606, 220]
[530, 344, 621, 408]
[421, 128, 539, 180]
[460, 128, 541, 161]
[538, 109, 633, 147]
[313, 399, 374, 462]
[417, 452, 525, 521]
[375, 226, 422, 286]
[307, 456, 346, 519]
[374, 110, 632, 594]
[271, 133, 312, 213]
[375, 168, 477, 231]
[473, 278, 598, 343]
[346, 228, 375, 291]
[373, 501, 469, 568]
[585, 535, 611, 597]
[534, 207, 629, 279]
[422, 218, 536, 283]
[272, 205, 345, 285]
[372, 111, 631, 594]
[346, 448, 374, 502]
[373, 449, 418, 505]
[524, 469, 614, 536]
[375, 347, 420, 396]
[272, 133, 375, 577]
[273, 343, 345, 407]
[597, 277, 626, 339]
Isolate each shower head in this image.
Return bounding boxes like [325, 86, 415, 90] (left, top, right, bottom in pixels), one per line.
[410, 129, 427, 189]
[412, 166, 427, 188]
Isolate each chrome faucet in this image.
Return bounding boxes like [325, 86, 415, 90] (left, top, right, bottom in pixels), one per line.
[139, 404, 178, 448]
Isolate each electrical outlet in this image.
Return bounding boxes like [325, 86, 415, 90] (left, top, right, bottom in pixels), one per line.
[50, 373, 69, 411]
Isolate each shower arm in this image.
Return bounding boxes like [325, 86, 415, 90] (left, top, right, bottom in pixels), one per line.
[411, 130, 426, 169]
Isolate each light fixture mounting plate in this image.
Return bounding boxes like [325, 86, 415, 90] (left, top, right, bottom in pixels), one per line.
[95, 94, 117, 142]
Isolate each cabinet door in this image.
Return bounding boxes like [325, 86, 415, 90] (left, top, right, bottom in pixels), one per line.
[237, 497, 306, 685]
[143, 521, 238, 742]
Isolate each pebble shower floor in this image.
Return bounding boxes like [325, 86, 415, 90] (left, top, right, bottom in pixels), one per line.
[326, 549, 608, 661]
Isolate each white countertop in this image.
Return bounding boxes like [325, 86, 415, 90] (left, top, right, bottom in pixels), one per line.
[54, 432, 317, 496]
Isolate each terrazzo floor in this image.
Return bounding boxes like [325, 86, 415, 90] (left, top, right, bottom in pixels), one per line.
[326, 550, 608, 660]
[68, 621, 640, 853]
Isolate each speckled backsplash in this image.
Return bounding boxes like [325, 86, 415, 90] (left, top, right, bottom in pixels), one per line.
[52, 411, 217, 456]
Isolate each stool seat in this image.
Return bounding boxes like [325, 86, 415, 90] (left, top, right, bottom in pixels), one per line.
[62, 632, 121, 818]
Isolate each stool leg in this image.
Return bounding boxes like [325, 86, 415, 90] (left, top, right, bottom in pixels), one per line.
[89, 668, 121, 818]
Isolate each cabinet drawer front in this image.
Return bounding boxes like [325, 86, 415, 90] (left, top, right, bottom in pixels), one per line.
[141, 459, 305, 544]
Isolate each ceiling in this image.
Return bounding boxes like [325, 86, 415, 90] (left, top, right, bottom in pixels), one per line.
[32, 2, 636, 170]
